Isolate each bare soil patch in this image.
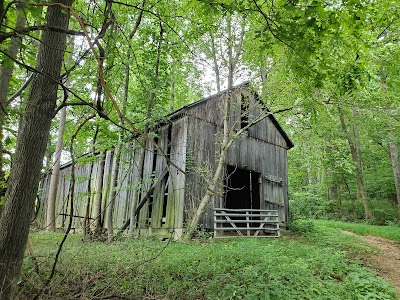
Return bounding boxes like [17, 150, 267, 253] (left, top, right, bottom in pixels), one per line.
[342, 231, 400, 296]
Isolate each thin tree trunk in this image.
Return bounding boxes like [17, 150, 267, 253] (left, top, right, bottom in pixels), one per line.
[380, 70, 400, 215]
[46, 35, 74, 231]
[170, 80, 175, 113]
[338, 106, 371, 219]
[108, 3, 145, 237]
[0, 1, 72, 298]
[83, 158, 94, 238]
[46, 106, 66, 231]
[0, 3, 26, 181]
[210, 33, 221, 93]
[44, 139, 54, 171]
[106, 147, 120, 240]
[184, 16, 237, 240]
[94, 152, 105, 234]
[389, 142, 400, 215]
[128, 21, 162, 235]
[351, 110, 370, 218]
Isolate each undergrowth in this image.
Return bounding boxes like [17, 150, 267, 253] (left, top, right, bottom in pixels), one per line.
[20, 225, 398, 300]
[314, 220, 400, 242]
[290, 196, 400, 226]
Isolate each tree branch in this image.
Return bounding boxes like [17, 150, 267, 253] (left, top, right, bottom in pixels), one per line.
[5, 73, 34, 104]
[0, 24, 83, 42]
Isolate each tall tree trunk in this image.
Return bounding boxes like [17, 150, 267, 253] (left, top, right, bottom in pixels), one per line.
[46, 36, 74, 231]
[184, 15, 245, 240]
[94, 152, 105, 233]
[389, 142, 400, 215]
[46, 106, 66, 231]
[0, 3, 26, 181]
[170, 80, 175, 113]
[338, 107, 371, 219]
[83, 157, 94, 238]
[106, 147, 119, 240]
[0, 1, 72, 298]
[108, 3, 144, 236]
[128, 19, 161, 235]
[380, 70, 400, 214]
[210, 32, 221, 93]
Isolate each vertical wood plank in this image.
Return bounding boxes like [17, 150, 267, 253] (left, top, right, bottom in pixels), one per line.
[167, 116, 188, 234]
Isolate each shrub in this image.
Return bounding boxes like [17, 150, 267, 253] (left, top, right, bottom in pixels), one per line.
[287, 219, 316, 234]
[289, 190, 329, 220]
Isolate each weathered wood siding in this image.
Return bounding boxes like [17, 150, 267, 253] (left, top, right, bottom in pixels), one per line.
[185, 116, 217, 229]
[150, 125, 169, 229]
[168, 117, 188, 234]
[183, 85, 291, 228]
[35, 117, 189, 235]
[36, 142, 146, 230]
[35, 84, 291, 234]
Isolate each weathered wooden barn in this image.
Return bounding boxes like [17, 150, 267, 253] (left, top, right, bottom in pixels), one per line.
[36, 82, 293, 238]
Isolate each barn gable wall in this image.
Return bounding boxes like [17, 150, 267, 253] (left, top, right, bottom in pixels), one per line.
[181, 85, 290, 227]
[184, 116, 289, 228]
[175, 85, 292, 150]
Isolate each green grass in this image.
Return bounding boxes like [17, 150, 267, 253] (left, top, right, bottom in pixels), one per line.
[314, 220, 400, 241]
[21, 225, 398, 300]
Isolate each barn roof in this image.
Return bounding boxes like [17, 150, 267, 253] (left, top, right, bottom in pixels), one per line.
[167, 82, 294, 149]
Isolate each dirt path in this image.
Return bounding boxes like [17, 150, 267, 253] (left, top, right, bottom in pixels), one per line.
[343, 231, 400, 296]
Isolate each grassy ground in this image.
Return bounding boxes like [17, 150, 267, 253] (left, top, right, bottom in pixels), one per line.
[314, 220, 400, 241]
[21, 224, 398, 300]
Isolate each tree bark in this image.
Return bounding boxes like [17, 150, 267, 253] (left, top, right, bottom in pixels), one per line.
[46, 106, 66, 231]
[0, 3, 26, 181]
[210, 32, 221, 93]
[338, 106, 371, 219]
[380, 70, 400, 215]
[389, 142, 400, 215]
[94, 152, 105, 233]
[46, 35, 74, 232]
[0, 1, 72, 298]
[184, 15, 239, 240]
[106, 147, 119, 240]
[107, 0, 146, 241]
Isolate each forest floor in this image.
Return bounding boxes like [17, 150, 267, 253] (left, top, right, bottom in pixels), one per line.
[21, 224, 399, 299]
[342, 230, 400, 295]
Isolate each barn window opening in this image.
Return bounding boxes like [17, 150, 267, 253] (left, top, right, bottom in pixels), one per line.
[240, 94, 249, 129]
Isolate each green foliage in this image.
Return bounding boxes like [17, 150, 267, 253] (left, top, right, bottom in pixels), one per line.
[327, 199, 400, 226]
[291, 195, 400, 226]
[287, 219, 316, 234]
[314, 220, 400, 242]
[290, 187, 330, 220]
[343, 269, 396, 300]
[21, 227, 398, 299]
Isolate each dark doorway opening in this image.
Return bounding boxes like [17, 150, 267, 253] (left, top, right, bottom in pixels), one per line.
[224, 165, 260, 209]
